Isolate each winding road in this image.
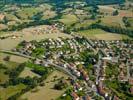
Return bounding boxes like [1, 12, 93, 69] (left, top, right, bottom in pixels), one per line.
[0, 49, 77, 80]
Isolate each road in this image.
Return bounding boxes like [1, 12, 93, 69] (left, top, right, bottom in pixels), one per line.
[0, 49, 76, 80]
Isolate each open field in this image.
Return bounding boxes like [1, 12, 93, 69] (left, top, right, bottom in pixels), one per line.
[101, 16, 125, 27]
[0, 84, 26, 100]
[0, 69, 9, 84]
[59, 14, 78, 26]
[74, 20, 96, 29]
[41, 10, 57, 20]
[99, 5, 133, 28]
[0, 53, 28, 65]
[77, 29, 131, 40]
[19, 67, 41, 78]
[0, 25, 72, 50]
[20, 70, 69, 100]
[16, 7, 40, 20]
[99, 5, 116, 14]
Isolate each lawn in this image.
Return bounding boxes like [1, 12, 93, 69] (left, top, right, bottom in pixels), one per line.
[20, 70, 69, 100]
[77, 29, 131, 40]
[0, 84, 26, 100]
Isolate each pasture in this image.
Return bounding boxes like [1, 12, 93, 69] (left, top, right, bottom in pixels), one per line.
[77, 29, 131, 40]
[20, 70, 69, 100]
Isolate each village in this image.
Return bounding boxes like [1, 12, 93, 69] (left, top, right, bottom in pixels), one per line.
[0, 0, 133, 100]
[13, 35, 133, 100]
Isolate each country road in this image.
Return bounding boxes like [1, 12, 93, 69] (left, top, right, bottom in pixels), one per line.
[0, 49, 76, 80]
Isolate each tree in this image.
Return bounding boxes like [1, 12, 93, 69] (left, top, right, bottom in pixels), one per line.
[113, 10, 119, 16]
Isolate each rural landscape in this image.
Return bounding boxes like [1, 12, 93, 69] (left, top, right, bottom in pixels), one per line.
[0, 0, 133, 100]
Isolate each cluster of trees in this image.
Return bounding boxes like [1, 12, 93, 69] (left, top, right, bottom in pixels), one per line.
[105, 63, 119, 78]
[122, 17, 132, 27]
[0, 63, 7, 69]
[5, 19, 52, 31]
[105, 80, 133, 100]
[54, 80, 68, 90]
[0, 0, 125, 5]
[85, 0, 125, 5]
[2, 62, 52, 100]
[5, 63, 25, 78]
[72, 22, 133, 38]
[113, 10, 119, 16]
[79, 50, 98, 65]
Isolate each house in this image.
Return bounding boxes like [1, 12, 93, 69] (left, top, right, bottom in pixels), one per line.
[113, 95, 119, 100]
[0, 13, 5, 21]
[130, 86, 133, 94]
[71, 92, 80, 100]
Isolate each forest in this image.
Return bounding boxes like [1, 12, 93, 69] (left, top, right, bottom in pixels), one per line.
[0, 0, 125, 5]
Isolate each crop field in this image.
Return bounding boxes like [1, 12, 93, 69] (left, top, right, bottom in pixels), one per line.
[20, 70, 69, 100]
[101, 16, 125, 27]
[77, 29, 131, 40]
[99, 5, 133, 28]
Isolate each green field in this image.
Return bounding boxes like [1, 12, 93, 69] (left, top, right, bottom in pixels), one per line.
[0, 84, 26, 100]
[15, 8, 40, 20]
[20, 70, 69, 100]
[0, 69, 9, 84]
[77, 29, 131, 40]
[74, 20, 96, 29]
[59, 14, 78, 26]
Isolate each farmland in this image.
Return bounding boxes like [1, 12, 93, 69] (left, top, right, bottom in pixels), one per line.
[20, 70, 69, 100]
[0, 84, 26, 100]
[77, 29, 131, 40]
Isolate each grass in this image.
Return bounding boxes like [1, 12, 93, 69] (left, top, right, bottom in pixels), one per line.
[20, 70, 69, 100]
[59, 14, 78, 26]
[16, 8, 40, 20]
[101, 16, 125, 28]
[77, 29, 131, 40]
[0, 69, 9, 84]
[74, 20, 96, 29]
[5, 14, 19, 21]
[19, 67, 41, 78]
[0, 84, 26, 100]
[41, 10, 57, 20]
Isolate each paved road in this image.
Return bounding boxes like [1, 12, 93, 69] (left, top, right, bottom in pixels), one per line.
[0, 49, 76, 80]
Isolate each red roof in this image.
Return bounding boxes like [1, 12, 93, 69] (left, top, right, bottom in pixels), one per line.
[129, 78, 133, 85]
[0, 14, 5, 20]
[130, 86, 133, 94]
[114, 95, 119, 100]
[71, 92, 79, 100]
